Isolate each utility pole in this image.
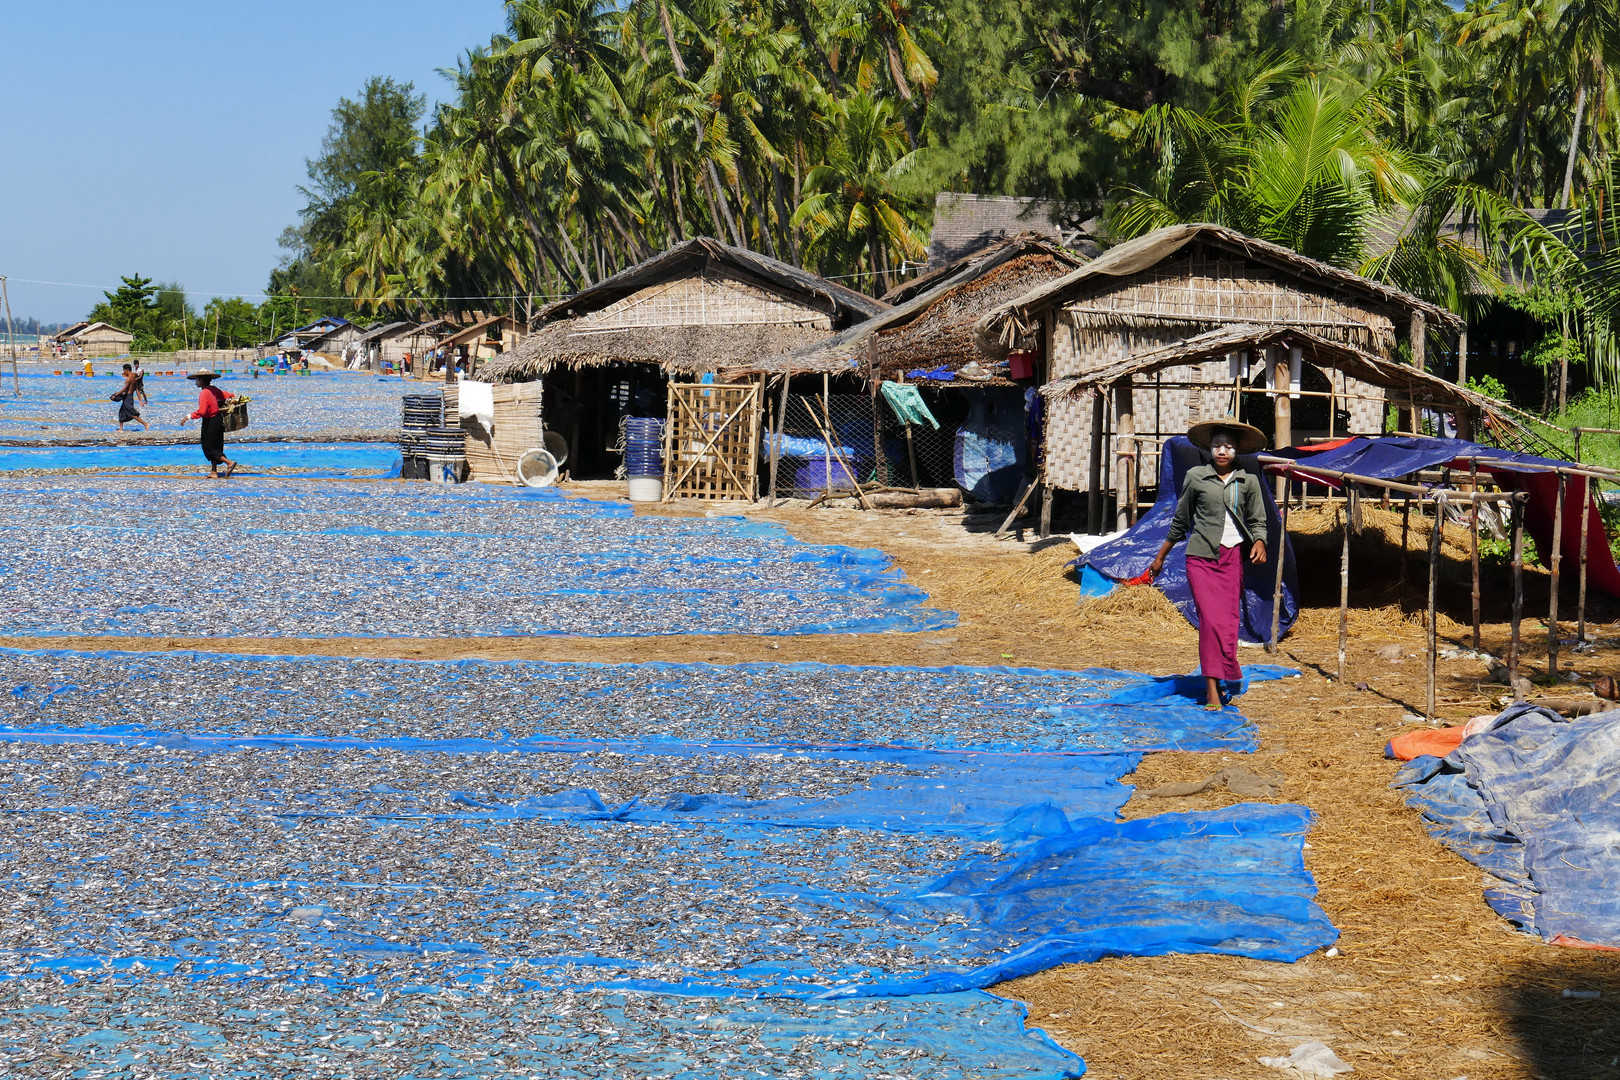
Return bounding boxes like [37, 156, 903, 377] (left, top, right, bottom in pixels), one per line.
[0, 275, 18, 395]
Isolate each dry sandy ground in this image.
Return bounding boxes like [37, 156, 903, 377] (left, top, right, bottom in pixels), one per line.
[8, 477, 1619, 1078]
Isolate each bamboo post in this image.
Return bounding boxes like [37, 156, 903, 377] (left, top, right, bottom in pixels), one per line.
[1040, 482, 1053, 539]
[1578, 477, 1593, 643]
[0, 275, 17, 395]
[1087, 391, 1106, 533]
[1469, 462, 1481, 651]
[1509, 493, 1526, 701]
[1549, 472, 1567, 675]
[1114, 380, 1136, 531]
[1268, 474, 1292, 653]
[1400, 493, 1412, 582]
[1338, 503, 1350, 683]
[819, 373, 834, 502]
[1574, 427, 1584, 464]
[1426, 494, 1445, 722]
[767, 373, 788, 507]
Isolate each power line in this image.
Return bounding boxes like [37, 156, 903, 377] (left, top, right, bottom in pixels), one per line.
[7, 277, 572, 303]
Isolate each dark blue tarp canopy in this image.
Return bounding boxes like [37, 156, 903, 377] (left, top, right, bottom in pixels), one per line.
[1081, 436, 1299, 644]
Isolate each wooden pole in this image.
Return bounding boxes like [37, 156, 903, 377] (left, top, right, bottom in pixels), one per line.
[1114, 380, 1135, 531]
[1509, 493, 1526, 701]
[1548, 472, 1567, 676]
[1039, 481, 1054, 539]
[1470, 483, 1483, 652]
[1426, 494, 1444, 722]
[767, 374, 788, 506]
[0, 275, 17, 395]
[1338, 501, 1350, 683]
[1087, 391, 1105, 533]
[1400, 493, 1412, 583]
[1268, 474, 1291, 653]
[1272, 347, 1292, 498]
[1578, 477, 1593, 643]
[819, 373, 834, 502]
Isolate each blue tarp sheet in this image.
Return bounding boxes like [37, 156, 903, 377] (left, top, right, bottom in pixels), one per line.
[0, 440, 399, 476]
[0, 648, 1335, 1077]
[1394, 703, 1620, 947]
[1079, 436, 1299, 644]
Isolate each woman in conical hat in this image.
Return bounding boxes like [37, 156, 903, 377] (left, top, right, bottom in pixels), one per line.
[178, 371, 238, 478]
[1148, 416, 1270, 709]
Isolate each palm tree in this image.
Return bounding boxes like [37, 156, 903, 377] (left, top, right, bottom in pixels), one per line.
[1112, 65, 1423, 270]
[791, 84, 928, 291]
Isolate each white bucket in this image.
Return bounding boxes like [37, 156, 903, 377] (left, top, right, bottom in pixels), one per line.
[516, 447, 560, 487]
[627, 477, 663, 502]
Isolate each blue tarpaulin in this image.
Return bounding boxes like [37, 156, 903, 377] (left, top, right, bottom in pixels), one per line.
[1394, 703, 1620, 947]
[0, 647, 1336, 1078]
[1079, 437, 1299, 644]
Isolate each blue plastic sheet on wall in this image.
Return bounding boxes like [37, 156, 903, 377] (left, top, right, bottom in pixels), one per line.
[954, 388, 1027, 504]
[1079, 437, 1299, 644]
[1393, 703, 1620, 947]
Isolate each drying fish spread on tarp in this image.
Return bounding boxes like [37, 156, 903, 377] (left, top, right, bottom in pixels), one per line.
[0, 478, 955, 637]
[0, 650, 1336, 1078]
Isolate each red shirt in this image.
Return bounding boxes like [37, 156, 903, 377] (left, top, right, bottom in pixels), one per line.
[188, 386, 234, 420]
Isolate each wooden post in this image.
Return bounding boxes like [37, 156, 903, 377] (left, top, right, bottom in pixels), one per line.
[1574, 427, 1584, 464]
[1400, 493, 1412, 583]
[1549, 472, 1567, 675]
[1272, 347, 1292, 499]
[1456, 324, 1468, 387]
[1578, 477, 1593, 643]
[1402, 313, 1425, 434]
[1426, 494, 1444, 722]
[1470, 481, 1483, 652]
[1087, 391, 1105, 534]
[1268, 474, 1292, 653]
[767, 373, 788, 506]
[1509, 493, 1526, 701]
[1039, 482, 1053, 539]
[0, 275, 17, 395]
[1114, 380, 1135, 531]
[1338, 501, 1351, 683]
[868, 338, 884, 485]
[819, 373, 834, 502]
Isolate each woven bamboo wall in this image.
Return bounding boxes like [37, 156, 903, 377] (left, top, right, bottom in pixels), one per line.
[453, 381, 545, 483]
[573, 272, 833, 335]
[1042, 252, 1401, 491]
[1058, 254, 1398, 355]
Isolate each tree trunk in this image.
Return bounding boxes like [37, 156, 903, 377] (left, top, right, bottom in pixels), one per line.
[1562, 82, 1588, 209]
[738, 169, 777, 257]
[1510, 94, 1532, 203]
[491, 143, 580, 293]
[707, 161, 744, 246]
[771, 163, 798, 262]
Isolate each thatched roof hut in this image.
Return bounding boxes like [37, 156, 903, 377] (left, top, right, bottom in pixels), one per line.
[964, 223, 1469, 529]
[768, 233, 1085, 384]
[479, 238, 886, 384]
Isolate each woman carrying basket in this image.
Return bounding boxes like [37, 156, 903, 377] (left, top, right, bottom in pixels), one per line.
[178, 371, 238, 478]
[1147, 417, 1269, 711]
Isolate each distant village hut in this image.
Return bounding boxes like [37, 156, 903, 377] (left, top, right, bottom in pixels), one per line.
[64, 322, 134, 358]
[354, 321, 421, 370]
[974, 223, 1464, 531]
[476, 238, 884, 490]
[764, 234, 1084, 502]
[438, 314, 526, 372]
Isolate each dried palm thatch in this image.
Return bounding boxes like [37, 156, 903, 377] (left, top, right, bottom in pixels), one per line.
[763, 235, 1085, 381]
[480, 238, 886, 384]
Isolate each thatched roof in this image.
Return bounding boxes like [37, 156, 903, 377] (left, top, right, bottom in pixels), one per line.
[749, 234, 1084, 380]
[1041, 323, 1527, 435]
[480, 238, 887, 384]
[439, 313, 520, 348]
[975, 223, 1462, 355]
[356, 321, 417, 344]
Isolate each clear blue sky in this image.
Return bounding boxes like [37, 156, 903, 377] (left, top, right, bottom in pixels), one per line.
[1, 1, 509, 325]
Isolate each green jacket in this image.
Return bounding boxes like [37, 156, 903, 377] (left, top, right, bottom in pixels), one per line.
[1166, 464, 1269, 560]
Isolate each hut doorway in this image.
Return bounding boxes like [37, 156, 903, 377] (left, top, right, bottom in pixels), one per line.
[544, 365, 668, 479]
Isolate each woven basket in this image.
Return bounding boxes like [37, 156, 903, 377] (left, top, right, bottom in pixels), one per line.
[221, 395, 251, 433]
